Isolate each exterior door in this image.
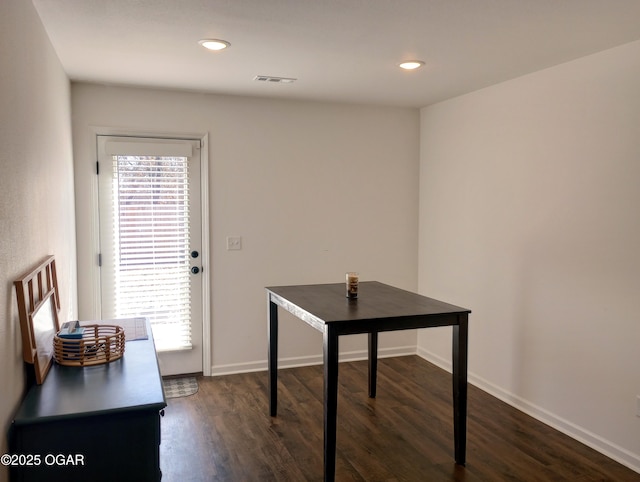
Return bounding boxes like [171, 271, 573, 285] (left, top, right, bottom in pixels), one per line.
[97, 135, 203, 375]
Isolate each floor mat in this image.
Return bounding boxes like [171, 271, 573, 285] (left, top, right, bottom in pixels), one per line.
[163, 377, 198, 399]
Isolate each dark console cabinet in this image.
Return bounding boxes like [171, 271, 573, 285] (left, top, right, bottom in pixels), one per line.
[9, 325, 166, 481]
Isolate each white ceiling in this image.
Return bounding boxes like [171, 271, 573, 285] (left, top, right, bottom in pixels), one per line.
[32, 0, 640, 108]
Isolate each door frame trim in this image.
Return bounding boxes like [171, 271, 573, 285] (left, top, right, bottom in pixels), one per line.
[89, 127, 211, 376]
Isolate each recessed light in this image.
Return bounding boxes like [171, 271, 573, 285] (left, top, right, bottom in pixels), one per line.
[399, 60, 425, 70]
[198, 39, 230, 51]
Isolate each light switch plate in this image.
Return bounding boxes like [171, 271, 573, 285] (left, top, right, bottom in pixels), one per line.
[226, 236, 242, 251]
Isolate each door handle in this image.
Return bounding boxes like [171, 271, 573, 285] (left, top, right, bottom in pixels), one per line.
[191, 250, 199, 259]
[191, 266, 201, 275]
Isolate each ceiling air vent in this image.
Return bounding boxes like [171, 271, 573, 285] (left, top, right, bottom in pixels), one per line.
[254, 75, 297, 84]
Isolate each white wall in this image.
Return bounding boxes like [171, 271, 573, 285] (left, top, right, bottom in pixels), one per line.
[0, 1, 77, 480]
[418, 40, 640, 470]
[71, 84, 420, 374]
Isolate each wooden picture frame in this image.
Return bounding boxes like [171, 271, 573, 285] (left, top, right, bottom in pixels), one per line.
[29, 290, 59, 384]
[14, 256, 61, 385]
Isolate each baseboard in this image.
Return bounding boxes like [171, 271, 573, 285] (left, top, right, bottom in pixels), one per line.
[416, 346, 640, 474]
[210, 345, 416, 376]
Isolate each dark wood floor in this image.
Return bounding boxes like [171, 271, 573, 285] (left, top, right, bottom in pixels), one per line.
[160, 356, 639, 481]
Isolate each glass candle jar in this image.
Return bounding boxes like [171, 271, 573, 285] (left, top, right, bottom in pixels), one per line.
[346, 272, 359, 299]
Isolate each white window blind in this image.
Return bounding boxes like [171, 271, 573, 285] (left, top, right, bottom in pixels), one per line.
[109, 153, 192, 351]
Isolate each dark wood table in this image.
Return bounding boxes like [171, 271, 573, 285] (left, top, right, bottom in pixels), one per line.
[266, 281, 471, 481]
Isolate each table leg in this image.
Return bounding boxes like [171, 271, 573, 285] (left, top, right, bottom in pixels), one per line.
[368, 331, 378, 398]
[452, 313, 469, 465]
[323, 326, 339, 482]
[268, 299, 278, 417]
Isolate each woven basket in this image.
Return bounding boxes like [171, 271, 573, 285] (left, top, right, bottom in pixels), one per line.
[53, 324, 125, 367]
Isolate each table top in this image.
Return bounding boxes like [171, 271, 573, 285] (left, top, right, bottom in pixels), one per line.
[13, 321, 166, 425]
[267, 281, 470, 334]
